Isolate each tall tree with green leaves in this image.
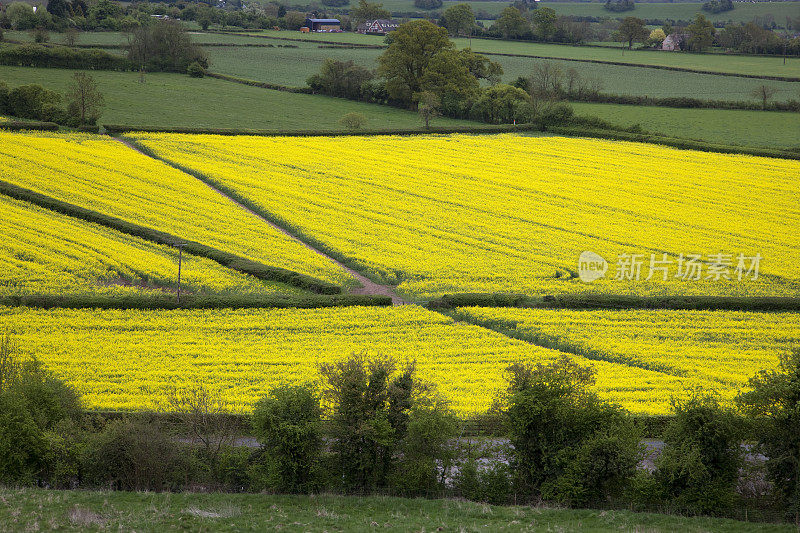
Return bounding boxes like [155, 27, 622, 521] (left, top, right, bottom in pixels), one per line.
[443, 3, 475, 37]
[615, 16, 648, 48]
[350, 0, 391, 25]
[492, 7, 530, 39]
[687, 13, 716, 51]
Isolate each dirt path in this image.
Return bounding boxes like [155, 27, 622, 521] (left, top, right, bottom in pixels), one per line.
[115, 137, 407, 305]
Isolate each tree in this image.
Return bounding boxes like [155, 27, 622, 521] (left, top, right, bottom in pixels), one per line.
[615, 16, 648, 49]
[378, 20, 453, 103]
[307, 59, 374, 99]
[66, 72, 104, 125]
[414, 0, 442, 9]
[604, 0, 635, 12]
[531, 7, 557, 41]
[528, 61, 564, 97]
[750, 84, 778, 109]
[492, 7, 530, 39]
[46, 0, 72, 18]
[339, 112, 368, 130]
[350, 0, 391, 26]
[686, 13, 716, 51]
[420, 49, 481, 110]
[648, 28, 666, 47]
[469, 84, 531, 124]
[64, 27, 80, 47]
[443, 4, 475, 38]
[737, 349, 800, 521]
[127, 20, 207, 73]
[417, 91, 440, 129]
[6, 2, 37, 30]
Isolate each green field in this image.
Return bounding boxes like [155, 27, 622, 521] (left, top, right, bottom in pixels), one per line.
[0, 66, 475, 130]
[2, 489, 795, 532]
[202, 41, 800, 102]
[571, 101, 800, 148]
[373, 0, 800, 24]
[241, 29, 800, 78]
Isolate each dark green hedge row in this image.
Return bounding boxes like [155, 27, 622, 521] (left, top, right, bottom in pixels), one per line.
[550, 124, 800, 160]
[105, 122, 538, 136]
[0, 120, 60, 131]
[427, 292, 800, 311]
[0, 180, 342, 295]
[0, 43, 131, 70]
[204, 72, 312, 93]
[0, 292, 391, 310]
[572, 92, 800, 112]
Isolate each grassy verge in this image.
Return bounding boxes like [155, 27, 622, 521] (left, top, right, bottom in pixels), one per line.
[1, 489, 794, 532]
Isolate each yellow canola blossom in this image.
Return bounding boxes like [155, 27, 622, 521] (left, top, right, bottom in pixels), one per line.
[0, 305, 719, 416]
[132, 133, 800, 299]
[0, 130, 352, 288]
[456, 306, 799, 392]
[0, 195, 300, 297]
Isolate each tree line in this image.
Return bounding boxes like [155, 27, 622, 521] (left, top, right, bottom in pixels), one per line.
[2, 331, 800, 523]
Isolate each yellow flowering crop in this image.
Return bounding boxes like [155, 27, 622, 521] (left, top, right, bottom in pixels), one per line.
[456, 306, 799, 395]
[0, 130, 352, 287]
[0, 195, 300, 297]
[0, 305, 721, 416]
[132, 133, 800, 300]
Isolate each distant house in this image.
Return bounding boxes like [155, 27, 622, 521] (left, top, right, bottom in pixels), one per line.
[357, 19, 400, 35]
[305, 18, 341, 32]
[662, 32, 688, 51]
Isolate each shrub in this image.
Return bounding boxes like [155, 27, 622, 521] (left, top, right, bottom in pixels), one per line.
[187, 61, 205, 78]
[7, 84, 61, 120]
[251, 384, 322, 493]
[738, 349, 800, 520]
[0, 391, 47, 484]
[82, 417, 189, 491]
[414, 0, 443, 9]
[307, 59, 374, 100]
[31, 27, 49, 43]
[127, 20, 207, 73]
[338, 112, 367, 131]
[0, 44, 130, 70]
[653, 393, 743, 515]
[504, 356, 642, 506]
[456, 460, 513, 505]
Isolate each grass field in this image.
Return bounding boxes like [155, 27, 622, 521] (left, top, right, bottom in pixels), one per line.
[4, 489, 795, 532]
[132, 133, 800, 299]
[0, 194, 298, 298]
[242, 29, 800, 78]
[454, 307, 800, 390]
[0, 304, 758, 415]
[0, 66, 475, 130]
[372, 0, 800, 24]
[0, 130, 352, 286]
[571, 102, 800, 148]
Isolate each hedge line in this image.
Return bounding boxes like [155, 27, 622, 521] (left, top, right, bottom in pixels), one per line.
[0, 120, 60, 131]
[427, 293, 800, 312]
[0, 43, 131, 70]
[104, 122, 539, 136]
[0, 292, 390, 310]
[204, 72, 312, 93]
[550, 124, 800, 160]
[0, 179, 342, 295]
[572, 92, 800, 112]
[210, 30, 382, 48]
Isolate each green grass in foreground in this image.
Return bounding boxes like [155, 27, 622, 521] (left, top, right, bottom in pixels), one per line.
[571, 102, 800, 149]
[0, 66, 475, 130]
[0, 489, 795, 532]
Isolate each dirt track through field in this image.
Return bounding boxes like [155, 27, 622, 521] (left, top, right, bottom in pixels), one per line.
[115, 137, 407, 305]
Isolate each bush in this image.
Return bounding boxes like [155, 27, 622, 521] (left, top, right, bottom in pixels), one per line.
[307, 59, 374, 100]
[456, 460, 513, 505]
[414, 0, 443, 8]
[738, 349, 800, 520]
[187, 61, 205, 78]
[338, 112, 367, 131]
[82, 417, 189, 491]
[504, 356, 642, 506]
[653, 393, 744, 515]
[0, 44, 130, 70]
[7, 84, 61, 120]
[0, 391, 47, 484]
[251, 384, 322, 493]
[0, 81, 8, 116]
[127, 19, 207, 73]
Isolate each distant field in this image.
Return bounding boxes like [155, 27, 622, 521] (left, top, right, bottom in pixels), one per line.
[373, 0, 800, 24]
[0, 66, 475, 130]
[571, 102, 800, 148]
[133, 133, 800, 299]
[242, 29, 800, 78]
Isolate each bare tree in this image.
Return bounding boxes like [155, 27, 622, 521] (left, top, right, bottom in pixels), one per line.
[417, 91, 441, 129]
[67, 72, 104, 125]
[63, 27, 79, 47]
[750, 84, 778, 110]
[528, 62, 564, 98]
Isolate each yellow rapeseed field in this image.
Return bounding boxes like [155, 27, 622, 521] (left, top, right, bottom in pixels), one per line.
[455, 307, 800, 392]
[0, 305, 744, 416]
[0, 195, 299, 297]
[0, 130, 352, 288]
[132, 133, 800, 299]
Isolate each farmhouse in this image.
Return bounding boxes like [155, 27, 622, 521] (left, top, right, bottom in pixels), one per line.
[662, 32, 689, 51]
[357, 19, 400, 35]
[305, 18, 341, 32]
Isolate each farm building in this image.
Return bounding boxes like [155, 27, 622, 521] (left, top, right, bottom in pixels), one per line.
[662, 32, 688, 51]
[357, 19, 400, 35]
[305, 18, 341, 32]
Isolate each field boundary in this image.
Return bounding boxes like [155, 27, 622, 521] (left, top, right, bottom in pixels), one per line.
[119, 136, 409, 305]
[0, 179, 343, 295]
